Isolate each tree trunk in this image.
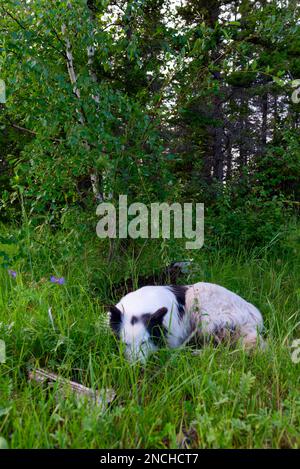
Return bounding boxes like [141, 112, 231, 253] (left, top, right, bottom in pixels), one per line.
[261, 90, 268, 148]
[62, 1, 102, 202]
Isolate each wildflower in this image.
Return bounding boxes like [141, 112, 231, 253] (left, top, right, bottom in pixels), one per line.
[50, 276, 65, 285]
[8, 269, 17, 279]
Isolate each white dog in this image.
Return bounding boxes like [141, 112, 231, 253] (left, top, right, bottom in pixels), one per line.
[109, 282, 264, 362]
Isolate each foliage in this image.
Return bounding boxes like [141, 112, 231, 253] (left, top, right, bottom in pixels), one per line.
[0, 0, 300, 450]
[1, 0, 173, 226]
[0, 0, 298, 237]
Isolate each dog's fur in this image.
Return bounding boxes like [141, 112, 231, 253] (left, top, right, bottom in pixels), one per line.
[109, 282, 264, 362]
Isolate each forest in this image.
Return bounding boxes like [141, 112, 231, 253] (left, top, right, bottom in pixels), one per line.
[0, 0, 300, 450]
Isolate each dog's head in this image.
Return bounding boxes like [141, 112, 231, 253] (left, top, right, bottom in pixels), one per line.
[109, 285, 188, 362]
[109, 303, 168, 362]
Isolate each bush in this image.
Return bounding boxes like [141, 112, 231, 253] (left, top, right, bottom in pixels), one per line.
[205, 190, 288, 251]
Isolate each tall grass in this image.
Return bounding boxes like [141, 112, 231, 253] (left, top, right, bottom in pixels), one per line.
[0, 225, 299, 448]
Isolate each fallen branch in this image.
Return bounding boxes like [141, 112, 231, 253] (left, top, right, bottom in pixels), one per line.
[28, 368, 116, 410]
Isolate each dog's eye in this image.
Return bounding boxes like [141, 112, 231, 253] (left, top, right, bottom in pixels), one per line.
[124, 341, 147, 348]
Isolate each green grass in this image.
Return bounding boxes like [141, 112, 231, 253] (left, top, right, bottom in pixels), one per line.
[0, 227, 300, 448]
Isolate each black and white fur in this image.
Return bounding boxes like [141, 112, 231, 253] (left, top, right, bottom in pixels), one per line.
[109, 282, 264, 362]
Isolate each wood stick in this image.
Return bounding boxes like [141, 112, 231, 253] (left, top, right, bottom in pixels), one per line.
[28, 368, 116, 409]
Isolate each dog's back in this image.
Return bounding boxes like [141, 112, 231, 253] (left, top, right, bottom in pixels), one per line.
[185, 282, 264, 348]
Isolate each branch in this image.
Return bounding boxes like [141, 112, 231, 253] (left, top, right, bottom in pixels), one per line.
[5, 117, 62, 143]
[61, 23, 81, 102]
[28, 367, 116, 410]
[9, 122, 37, 136]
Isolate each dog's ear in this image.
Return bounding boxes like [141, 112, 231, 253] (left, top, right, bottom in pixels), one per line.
[151, 307, 168, 324]
[109, 306, 122, 335]
[142, 307, 168, 327]
[144, 307, 168, 346]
